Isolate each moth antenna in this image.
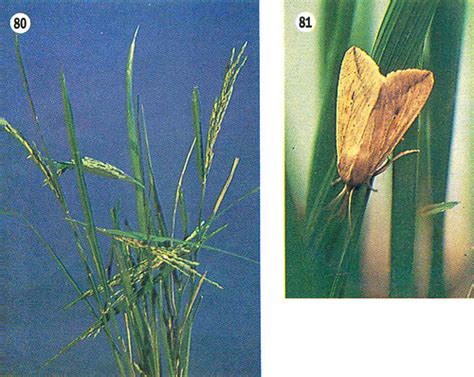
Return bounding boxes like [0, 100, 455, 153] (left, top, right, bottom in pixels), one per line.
[391, 149, 419, 163]
[374, 149, 419, 177]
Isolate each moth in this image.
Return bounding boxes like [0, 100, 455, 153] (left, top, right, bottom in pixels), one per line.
[334, 46, 434, 218]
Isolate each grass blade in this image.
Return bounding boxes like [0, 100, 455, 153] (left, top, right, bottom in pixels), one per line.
[374, 0, 439, 298]
[211, 158, 239, 216]
[425, 0, 466, 298]
[140, 105, 168, 236]
[172, 139, 195, 239]
[14, 35, 41, 133]
[367, 0, 439, 298]
[60, 70, 109, 299]
[126, 26, 148, 233]
[0, 118, 60, 199]
[60, 70, 126, 369]
[418, 201, 460, 217]
[296, 0, 356, 297]
[192, 87, 205, 183]
[52, 157, 143, 187]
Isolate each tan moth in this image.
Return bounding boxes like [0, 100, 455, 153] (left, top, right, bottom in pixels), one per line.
[334, 46, 434, 220]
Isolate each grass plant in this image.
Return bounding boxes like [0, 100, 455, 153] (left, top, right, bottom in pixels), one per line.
[2, 28, 253, 376]
[286, 0, 469, 298]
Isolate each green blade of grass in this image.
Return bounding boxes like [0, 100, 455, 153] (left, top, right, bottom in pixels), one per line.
[172, 139, 195, 239]
[285, 174, 307, 297]
[52, 156, 144, 187]
[10, 36, 127, 337]
[350, 0, 375, 53]
[178, 188, 189, 237]
[192, 87, 205, 183]
[126, 26, 148, 233]
[375, 0, 439, 298]
[14, 35, 42, 136]
[0, 118, 60, 199]
[158, 281, 176, 377]
[110, 206, 149, 371]
[10, 38, 114, 311]
[292, 0, 356, 298]
[370, 0, 440, 298]
[425, 0, 466, 298]
[60, 70, 125, 369]
[372, 0, 439, 71]
[418, 201, 460, 217]
[140, 105, 168, 237]
[1, 211, 97, 316]
[60, 70, 110, 301]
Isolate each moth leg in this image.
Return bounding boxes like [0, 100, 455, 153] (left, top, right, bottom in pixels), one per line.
[331, 177, 342, 186]
[373, 149, 419, 177]
[366, 183, 378, 192]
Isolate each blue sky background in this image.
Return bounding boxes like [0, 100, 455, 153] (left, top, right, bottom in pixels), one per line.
[1, 1, 259, 375]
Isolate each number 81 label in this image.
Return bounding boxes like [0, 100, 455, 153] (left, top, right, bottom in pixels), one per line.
[295, 12, 315, 33]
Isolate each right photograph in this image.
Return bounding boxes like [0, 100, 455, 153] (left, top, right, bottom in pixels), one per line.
[285, 0, 473, 298]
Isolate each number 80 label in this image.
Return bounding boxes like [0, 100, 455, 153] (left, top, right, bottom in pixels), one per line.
[10, 13, 31, 34]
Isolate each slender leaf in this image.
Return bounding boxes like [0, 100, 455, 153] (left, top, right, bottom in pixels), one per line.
[126, 27, 148, 233]
[426, 0, 466, 298]
[192, 87, 205, 183]
[290, 0, 356, 298]
[140, 104, 168, 236]
[418, 201, 460, 217]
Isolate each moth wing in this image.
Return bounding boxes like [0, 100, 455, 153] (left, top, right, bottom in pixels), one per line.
[336, 46, 384, 181]
[361, 69, 434, 173]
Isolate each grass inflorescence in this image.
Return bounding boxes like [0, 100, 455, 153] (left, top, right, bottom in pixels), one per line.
[2, 28, 253, 376]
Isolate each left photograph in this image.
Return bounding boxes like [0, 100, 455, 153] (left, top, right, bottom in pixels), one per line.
[1, 2, 259, 375]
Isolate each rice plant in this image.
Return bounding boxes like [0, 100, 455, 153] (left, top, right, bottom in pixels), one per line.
[286, 0, 471, 298]
[1, 28, 254, 375]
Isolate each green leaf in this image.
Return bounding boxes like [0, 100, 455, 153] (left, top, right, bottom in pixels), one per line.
[52, 156, 144, 187]
[418, 201, 460, 217]
[192, 87, 205, 183]
[140, 105, 168, 236]
[425, 0, 466, 297]
[126, 26, 148, 233]
[60, 70, 108, 294]
[372, 0, 439, 298]
[291, 0, 356, 298]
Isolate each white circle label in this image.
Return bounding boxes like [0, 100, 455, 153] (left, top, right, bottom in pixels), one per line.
[10, 13, 31, 34]
[295, 12, 315, 33]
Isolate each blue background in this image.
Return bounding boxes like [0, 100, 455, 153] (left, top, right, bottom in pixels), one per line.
[1, 1, 259, 376]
